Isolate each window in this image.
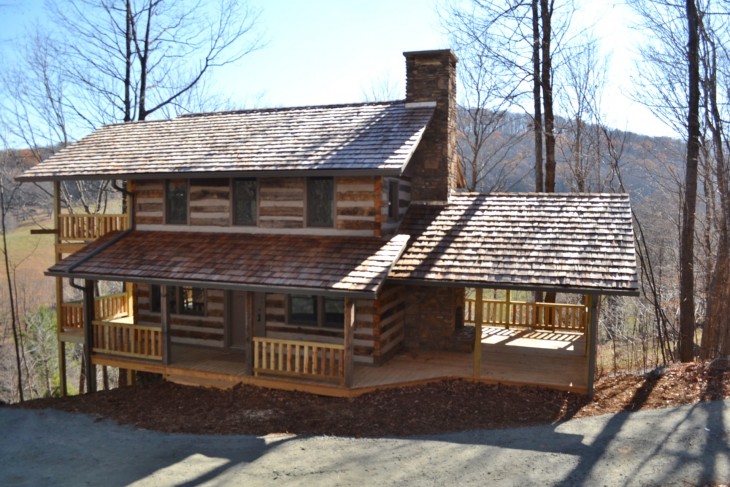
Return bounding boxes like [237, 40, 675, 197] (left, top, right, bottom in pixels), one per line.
[178, 286, 205, 315]
[289, 295, 318, 325]
[165, 179, 188, 224]
[323, 297, 345, 328]
[288, 294, 344, 328]
[307, 177, 334, 227]
[232, 178, 257, 226]
[150, 285, 161, 313]
[387, 180, 400, 220]
[149, 285, 206, 316]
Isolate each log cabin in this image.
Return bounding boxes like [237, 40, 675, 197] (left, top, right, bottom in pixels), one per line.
[18, 49, 639, 397]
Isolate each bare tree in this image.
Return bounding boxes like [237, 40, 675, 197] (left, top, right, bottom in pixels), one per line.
[442, 0, 576, 194]
[49, 0, 262, 126]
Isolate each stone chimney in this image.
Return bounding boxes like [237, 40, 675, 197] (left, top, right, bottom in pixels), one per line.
[403, 49, 459, 203]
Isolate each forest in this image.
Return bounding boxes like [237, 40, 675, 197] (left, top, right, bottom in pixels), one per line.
[1, 0, 729, 403]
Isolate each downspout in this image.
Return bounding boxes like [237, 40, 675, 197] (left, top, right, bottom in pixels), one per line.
[69, 278, 96, 393]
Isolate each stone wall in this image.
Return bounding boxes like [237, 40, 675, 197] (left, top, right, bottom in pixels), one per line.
[403, 49, 459, 203]
[403, 285, 465, 350]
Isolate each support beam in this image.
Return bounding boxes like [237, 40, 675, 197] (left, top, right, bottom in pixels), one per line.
[343, 297, 355, 387]
[473, 288, 483, 378]
[244, 291, 254, 375]
[586, 294, 599, 398]
[161, 285, 170, 365]
[53, 181, 68, 396]
[82, 279, 96, 393]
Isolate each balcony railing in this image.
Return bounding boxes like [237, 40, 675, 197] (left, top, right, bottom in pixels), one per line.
[465, 298, 586, 333]
[253, 337, 345, 383]
[59, 213, 128, 241]
[92, 320, 163, 361]
[60, 293, 129, 331]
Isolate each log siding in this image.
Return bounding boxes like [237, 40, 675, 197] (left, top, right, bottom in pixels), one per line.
[136, 284, 225, 347]
[134, 176, 384, 236]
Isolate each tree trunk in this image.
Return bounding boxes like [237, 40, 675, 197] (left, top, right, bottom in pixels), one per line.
[679, 0, 701, 362]
[540, 0, 556, 193]
[532, 0, 544, 192]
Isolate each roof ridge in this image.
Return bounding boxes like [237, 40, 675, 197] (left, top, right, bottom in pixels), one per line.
[179, 100, 407, 119]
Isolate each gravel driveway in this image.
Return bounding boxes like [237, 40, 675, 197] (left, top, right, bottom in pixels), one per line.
[1, 399, 728, 486]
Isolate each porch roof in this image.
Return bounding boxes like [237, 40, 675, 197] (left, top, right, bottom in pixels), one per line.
[388, 192, 639, 295]
[48, 230, 410, 298]
[18, 101, 435, 182]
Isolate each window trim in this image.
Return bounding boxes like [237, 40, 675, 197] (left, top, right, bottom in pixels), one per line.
[306, 177, 335, 228]
[287, 294, 344, 329]
[149, 284, 206, 317]
[165, 179, 189, 225]
[387, 179, 400, 221]
[231, 177, 259, 226]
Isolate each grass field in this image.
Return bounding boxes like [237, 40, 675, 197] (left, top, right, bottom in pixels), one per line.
[0, 218, 57, 314]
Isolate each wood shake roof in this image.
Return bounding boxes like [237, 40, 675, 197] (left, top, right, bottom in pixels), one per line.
[19, 101, 435, 181]
[389, 193, 639, 295]
[49, 231, 410, 298]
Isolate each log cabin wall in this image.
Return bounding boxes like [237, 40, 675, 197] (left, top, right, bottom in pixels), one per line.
[373, 284, 406, 363]
[380, 177, 411, 236]
[136, 283, 225, 347]
[135, 180, 164, 225]
[263, 293, 390, 364]
[133, 176, 382, 236]
[189, 178, 230, 226]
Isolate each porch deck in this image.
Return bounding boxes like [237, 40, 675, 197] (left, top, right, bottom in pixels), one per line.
[93, 326, 587, 395]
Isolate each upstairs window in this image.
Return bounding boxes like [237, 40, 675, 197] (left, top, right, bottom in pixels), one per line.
[232, 178, 257, 226]
[307, 177, 334, 227]
[387, 180, 400, 220]
[165, 179, 188, 224]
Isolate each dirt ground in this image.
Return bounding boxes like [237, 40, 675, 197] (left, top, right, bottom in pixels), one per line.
[15, 359, 730, 438]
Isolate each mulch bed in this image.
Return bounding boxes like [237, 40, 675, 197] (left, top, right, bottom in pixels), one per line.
[13, 360, 730, 437]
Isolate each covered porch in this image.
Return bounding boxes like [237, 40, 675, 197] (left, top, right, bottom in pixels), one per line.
[90, 321, 588, 395]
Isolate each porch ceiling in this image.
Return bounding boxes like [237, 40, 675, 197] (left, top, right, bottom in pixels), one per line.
[48, 230, 409, 298]
[388, 193, 640, 296]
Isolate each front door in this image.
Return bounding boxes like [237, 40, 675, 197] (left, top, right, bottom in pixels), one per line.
[229, 291, 247, 350]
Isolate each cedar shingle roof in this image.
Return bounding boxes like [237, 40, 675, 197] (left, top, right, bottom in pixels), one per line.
[18, 101, 435, 181]
[389, 193, 638, 295]
[49, 231, 410, 298]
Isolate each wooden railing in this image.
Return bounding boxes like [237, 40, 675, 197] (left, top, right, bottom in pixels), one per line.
[465, 298, 586, 332]
[253, 337, 345, 383]
[92, 320, 163, 361]
[59, 213, 128, 241]
[60, 293, 129, 331]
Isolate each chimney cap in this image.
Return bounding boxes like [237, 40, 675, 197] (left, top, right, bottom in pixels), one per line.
[403, 49, 458, 63]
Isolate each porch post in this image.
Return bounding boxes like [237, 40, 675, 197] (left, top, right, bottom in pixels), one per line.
[53, 182, 67, 396]
[505, 289, 512, 329]
[343, 297, 355, 387]
[586, 294, 599, 398]
[82, 279, 96, 393]
[244, 292, 254, 375]
[161, 285, 170, 365]
[473, 288, 483, 378]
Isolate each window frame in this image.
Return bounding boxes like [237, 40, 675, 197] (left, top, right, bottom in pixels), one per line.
[306, 177, 335, 228]
[149, 284, 206, 317]
[387, 179, 400, 221]
[287, 294, 344, 329]
[232, 177, 258, 226]
[165, 179, 189, 225]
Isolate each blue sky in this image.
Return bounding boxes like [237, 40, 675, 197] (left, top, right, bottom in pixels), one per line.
[1, 0, 675, 138]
